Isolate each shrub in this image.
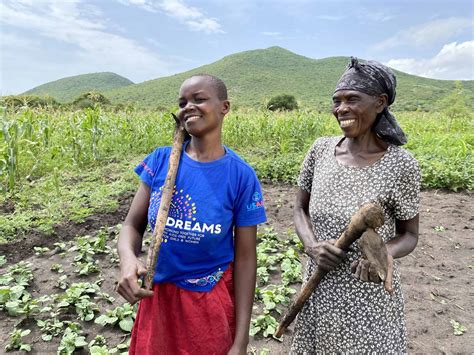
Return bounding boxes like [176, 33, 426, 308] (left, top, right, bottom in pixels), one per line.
[266, 94, 298, 111]
[72, 92, 110, 109]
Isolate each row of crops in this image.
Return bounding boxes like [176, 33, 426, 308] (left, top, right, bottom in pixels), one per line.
[0, 106, 472, 241]
[0, 226, 302, 353]
[2, 105, 472, 191]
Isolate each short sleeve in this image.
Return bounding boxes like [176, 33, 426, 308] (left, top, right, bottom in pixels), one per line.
[297, 138, 326, 193]
[134, 148, 165, 187]
[233, 173, 267, 227]
[393, 155, 421, 220]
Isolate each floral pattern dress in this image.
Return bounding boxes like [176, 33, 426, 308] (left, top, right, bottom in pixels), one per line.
[290, 136, 420, 354]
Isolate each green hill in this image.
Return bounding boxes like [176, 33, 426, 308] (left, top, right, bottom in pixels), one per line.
[105, 46, 473, 111]
[25, 72, 134, 103]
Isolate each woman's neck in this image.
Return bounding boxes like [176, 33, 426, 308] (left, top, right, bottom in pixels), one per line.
[343, 132, 387, 153]
[186, 136, 225, 162]
[335, 132, 388, 167]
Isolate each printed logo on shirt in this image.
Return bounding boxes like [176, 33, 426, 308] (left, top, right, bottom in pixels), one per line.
[139, 161, 154, 177]
[149, 186, 222, 244]
[247, 191, 264, 211]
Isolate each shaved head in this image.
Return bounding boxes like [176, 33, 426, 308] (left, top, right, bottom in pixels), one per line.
[186, 74, 228, 101]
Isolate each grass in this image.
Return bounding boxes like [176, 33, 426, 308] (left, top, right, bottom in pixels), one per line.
[0, 160, 137, 243]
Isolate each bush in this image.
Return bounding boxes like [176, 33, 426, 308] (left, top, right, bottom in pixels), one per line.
[72, 92, 110, 109]
[266, 94, 298, 111]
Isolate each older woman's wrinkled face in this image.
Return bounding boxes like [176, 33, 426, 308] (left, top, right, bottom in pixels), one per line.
[332, 90, 386, 139]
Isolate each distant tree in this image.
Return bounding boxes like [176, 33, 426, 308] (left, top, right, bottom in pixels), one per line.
[72, 91, 110, 109]
[267, 94, 298, 111]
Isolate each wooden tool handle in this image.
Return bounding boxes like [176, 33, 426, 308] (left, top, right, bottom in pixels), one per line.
[143, 114, 186, 290]
[274, 203, 384, 338]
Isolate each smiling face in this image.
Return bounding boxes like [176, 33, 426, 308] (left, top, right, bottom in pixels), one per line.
[177, 76, 230, 138]
[332, 90, 386, 139]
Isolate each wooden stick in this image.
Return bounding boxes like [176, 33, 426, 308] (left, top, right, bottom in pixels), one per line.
[143, 114, 186, 290]
[274, 203, 384, 338]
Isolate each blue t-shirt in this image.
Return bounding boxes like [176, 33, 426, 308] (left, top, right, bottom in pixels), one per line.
[135, 142, 267, 292]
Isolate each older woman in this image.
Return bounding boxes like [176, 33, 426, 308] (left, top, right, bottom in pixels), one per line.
[291, 58, 420, 353]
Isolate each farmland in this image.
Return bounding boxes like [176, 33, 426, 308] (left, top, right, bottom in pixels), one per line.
[1, 105, 473, 353]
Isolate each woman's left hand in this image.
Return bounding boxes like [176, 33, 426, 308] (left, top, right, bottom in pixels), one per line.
[351, 254, 394, 293]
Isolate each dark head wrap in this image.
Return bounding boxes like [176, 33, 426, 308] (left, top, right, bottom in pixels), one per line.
[334, 57, 407, 145]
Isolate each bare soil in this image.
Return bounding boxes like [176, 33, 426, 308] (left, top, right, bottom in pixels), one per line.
[1, 184, 473, 354]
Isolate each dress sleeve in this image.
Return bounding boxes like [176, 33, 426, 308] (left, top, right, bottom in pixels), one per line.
[134, 149, 161, 187]
[233, 172, 267, 227]
[393, 155, 421, 220]
[297, 138, 325, 193]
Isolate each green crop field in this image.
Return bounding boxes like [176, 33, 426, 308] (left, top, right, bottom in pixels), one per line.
[1, 104, 472, 242]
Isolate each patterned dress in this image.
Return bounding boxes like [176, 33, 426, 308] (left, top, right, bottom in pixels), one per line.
[291, 136, 420, 354]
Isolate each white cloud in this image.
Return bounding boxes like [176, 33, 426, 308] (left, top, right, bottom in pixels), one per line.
[386, 41, 474, 80]
[374, 17, 473, 50]
[0, 0, 173, 92]
[119, 0, 224, 34]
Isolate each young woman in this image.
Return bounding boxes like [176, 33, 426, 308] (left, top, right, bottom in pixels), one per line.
[117, 74, 267, 355]
[291, 58, 420, 353]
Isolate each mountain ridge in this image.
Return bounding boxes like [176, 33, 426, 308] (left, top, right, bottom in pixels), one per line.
[22, 47, 474, 110]
[24, 72, 134, 103]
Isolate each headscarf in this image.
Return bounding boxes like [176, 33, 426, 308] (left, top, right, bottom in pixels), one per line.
[334, 57, 407, 145]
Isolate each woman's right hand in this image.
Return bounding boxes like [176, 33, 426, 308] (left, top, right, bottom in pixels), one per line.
[304, 239, 346, 272]
[116, 257, 154, 304]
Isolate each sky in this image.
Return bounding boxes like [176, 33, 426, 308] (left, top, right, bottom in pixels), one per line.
[0, 0, 473, 95]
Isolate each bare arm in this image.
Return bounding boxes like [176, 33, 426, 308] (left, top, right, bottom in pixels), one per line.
[228, 226, 257, 355]
[116, 182, 154, 303]
[294, 188, 346, 271]
[386, 215, 419, 258]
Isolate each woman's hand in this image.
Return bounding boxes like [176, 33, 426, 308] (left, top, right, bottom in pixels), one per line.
[351, 253, 393, 293]
[304, 239, 347, 272]
[116, 257, 154, 304]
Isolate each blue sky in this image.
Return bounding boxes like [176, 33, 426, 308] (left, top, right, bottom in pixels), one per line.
[1, 0, 473, 94]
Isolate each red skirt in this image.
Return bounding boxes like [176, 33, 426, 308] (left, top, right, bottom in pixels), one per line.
[129, 266, 235, 355]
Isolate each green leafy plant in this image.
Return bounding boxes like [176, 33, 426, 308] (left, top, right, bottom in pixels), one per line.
[37, 318, 64, 341]
[74, 259, 100, 276]
[5, 291, 40, 317]
[50, 263, 64, 273]
[55, 282, 101, 320]
[58, 323, 88, 354]
[109, 339, 131, 354]
[33, 246, 50, 255]
[250, 314, 279, 337]
[5, 328, 32, 352]
[55, 275, 69, 290]
[95, 303, 137, 332]
[434, 225, 446, 232]
[0, 261, 33, 287]
[450, 319, 467, 336]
